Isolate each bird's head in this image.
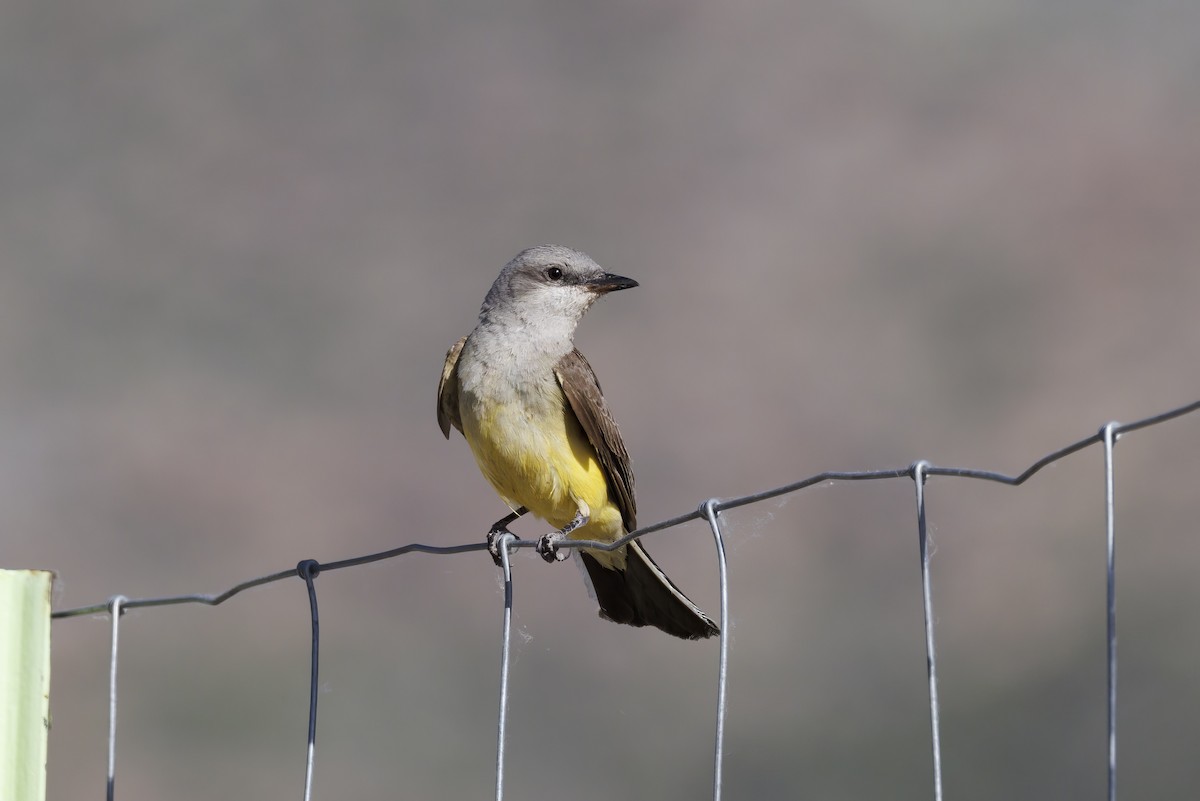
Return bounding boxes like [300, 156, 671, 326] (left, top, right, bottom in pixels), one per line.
[480, 245, 638, 330]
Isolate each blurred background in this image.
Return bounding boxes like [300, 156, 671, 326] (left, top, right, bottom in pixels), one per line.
[5, 0, 1200, 798]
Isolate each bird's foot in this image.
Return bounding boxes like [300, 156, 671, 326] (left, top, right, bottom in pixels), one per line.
[487, 527, 517, 567]
[486, 508, 528, 566]
[535, 531, 566, 563]
[535, 509, 589, 563]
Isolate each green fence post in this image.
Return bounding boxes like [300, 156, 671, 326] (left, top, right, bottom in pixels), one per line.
[0, 569, 53, 801]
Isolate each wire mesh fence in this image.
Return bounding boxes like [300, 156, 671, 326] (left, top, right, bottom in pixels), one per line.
[48, 398, 1200, 801]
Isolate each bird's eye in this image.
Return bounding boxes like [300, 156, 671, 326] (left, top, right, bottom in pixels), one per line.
[546, 266, 564, 281]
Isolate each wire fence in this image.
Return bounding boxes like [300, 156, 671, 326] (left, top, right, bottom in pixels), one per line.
[50, 398, 1200, 801]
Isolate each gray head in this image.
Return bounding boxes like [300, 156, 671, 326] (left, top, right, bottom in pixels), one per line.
[479, 245, 637, 328]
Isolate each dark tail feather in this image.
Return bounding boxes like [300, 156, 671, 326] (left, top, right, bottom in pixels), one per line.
[580, 541, 720, 640]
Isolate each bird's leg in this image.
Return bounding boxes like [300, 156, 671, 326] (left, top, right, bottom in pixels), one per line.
[487, 507, 528, 566]
[536, 501, 590, 564]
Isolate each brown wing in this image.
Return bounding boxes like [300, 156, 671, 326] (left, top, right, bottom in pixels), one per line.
[437, 336, 468, 438]
[554, 348, 636, 531]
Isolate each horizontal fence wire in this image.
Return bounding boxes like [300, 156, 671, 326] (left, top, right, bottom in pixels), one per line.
[50, 398, 1200, 801]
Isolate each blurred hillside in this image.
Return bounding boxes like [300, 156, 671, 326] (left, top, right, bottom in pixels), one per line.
[4, 1, 1199, 799]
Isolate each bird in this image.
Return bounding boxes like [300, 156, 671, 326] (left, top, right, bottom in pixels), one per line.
[437, 245, 719, 640]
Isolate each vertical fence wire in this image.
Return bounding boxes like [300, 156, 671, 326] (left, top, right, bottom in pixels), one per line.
[43, 399, 1199, 801]
[105, 595, 126, 801]
[701, 499, 731, 801]
[912, 462, 945, 801]
[1102, 424, 1119, 801]
[298, 560, 322, 801]
[494, 533, 517, 801]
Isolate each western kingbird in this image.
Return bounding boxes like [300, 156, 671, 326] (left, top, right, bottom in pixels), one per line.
[438, 245, 719, 640]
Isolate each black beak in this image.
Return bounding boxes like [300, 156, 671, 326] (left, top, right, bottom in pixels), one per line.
[586, 273, 639, 293]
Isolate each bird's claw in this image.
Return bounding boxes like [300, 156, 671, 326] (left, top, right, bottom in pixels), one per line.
[535, 531, 567, 563]
[536, 508, 588, 563]
[487, 527, 516, 567]
[485, 507, 528, 566]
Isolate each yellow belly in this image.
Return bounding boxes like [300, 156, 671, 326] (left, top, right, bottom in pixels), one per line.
[461, 396, 625, 549]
